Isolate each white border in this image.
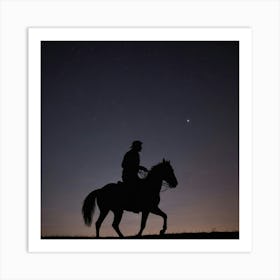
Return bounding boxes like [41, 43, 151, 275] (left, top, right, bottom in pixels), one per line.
[28, 27, 252, 253]
[2, 1, 279, 279]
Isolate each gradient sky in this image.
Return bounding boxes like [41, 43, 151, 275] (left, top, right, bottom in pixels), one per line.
[41, 41, 239, 237]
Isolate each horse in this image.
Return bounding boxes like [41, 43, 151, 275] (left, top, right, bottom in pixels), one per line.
[82, 159, 178, 238]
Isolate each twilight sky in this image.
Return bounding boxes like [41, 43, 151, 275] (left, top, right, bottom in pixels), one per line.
[41, 41, 239, 237]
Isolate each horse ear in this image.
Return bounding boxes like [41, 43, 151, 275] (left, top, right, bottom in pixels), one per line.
[162, 158, 166, 162]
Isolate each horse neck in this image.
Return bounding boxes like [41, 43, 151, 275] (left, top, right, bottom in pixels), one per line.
[145, 169, 163, 193]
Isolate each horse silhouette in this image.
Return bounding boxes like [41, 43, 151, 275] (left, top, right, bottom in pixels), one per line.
[82, 159, 178, 238]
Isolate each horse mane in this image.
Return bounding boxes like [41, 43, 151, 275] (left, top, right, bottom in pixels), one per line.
[150, 162, 161, 172]
[150, 160, 171, 172]
[149, 162, 163, 173]
[147, 161, 170, 178]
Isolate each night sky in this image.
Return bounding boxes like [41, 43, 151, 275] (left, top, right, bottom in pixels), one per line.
[41, 41, 239, 237]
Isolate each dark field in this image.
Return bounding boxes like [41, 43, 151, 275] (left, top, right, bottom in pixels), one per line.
[42, 231, 239, 239]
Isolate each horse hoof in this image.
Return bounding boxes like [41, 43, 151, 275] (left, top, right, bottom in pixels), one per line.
[160, 230, 165, 235]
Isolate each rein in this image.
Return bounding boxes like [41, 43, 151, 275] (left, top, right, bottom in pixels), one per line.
[160, 181, 170, 192]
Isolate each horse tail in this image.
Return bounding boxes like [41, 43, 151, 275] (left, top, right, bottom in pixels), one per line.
[82, 189, 99, 226]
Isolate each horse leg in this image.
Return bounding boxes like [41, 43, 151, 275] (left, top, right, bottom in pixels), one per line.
[137, 211, 149, 237]
[95, 209, 109, 238]
[112, 210, 124, 238]
[151, 207, 167, 235]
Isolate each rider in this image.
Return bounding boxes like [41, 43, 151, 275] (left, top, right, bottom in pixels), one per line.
[121, 140, 148, 186]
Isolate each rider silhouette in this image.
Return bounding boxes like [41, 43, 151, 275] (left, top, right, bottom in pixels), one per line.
[121, 140, 148, 185]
